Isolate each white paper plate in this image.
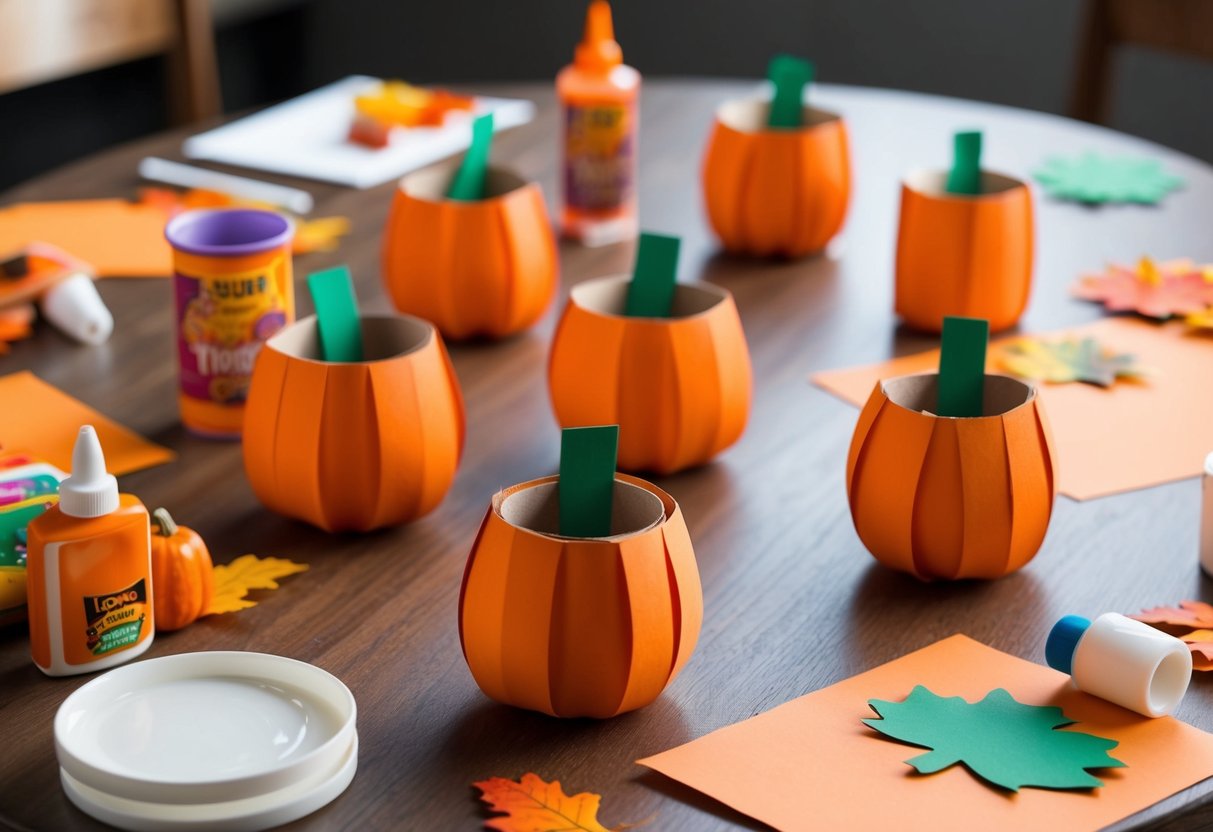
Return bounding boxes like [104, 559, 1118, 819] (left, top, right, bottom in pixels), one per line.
[55, 651, 357, 831]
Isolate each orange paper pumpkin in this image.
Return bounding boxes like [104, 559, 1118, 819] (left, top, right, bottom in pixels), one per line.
[895, 170, 1034, 333]
[459, 474, 703, 718]
[382, 165, 558, 340]
[243, 314, 465, 532]
[702, 99, 850, 257]
[548, 276, 752, 475]
[846, 374, 1056, 580]
[149, 508, 214, 632]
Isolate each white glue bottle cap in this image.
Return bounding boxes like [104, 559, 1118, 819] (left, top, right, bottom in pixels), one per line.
[1046, 612, 1192, 717]
[40, 273, 113, 346]
[58, 426, 119, 518]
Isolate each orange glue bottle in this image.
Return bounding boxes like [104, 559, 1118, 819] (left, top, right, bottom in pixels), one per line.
[557, 0, 640, 246]
[26, 426, 153, 676]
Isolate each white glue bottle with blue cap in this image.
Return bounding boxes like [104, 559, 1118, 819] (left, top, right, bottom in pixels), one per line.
[1046, 613, 1191, 717]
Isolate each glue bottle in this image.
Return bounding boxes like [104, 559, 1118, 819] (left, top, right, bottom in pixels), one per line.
[26, 426, 153, 676]
[557, 0, 640, 246]
[1045, 613, 1191, 717]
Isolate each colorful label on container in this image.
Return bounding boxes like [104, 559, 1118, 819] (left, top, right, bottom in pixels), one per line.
[563, 101, 635, 213]
[83, 578, 147, 657]
[174, 259, 290, 406]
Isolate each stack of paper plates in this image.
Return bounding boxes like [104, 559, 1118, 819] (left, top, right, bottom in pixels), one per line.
[54, 651, 357, 831]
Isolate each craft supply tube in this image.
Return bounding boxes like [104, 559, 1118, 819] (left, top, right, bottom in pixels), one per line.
[140, 157, 314, 215]
[1201, 452, 1213, 576]
[1045, 612, 1191, 717]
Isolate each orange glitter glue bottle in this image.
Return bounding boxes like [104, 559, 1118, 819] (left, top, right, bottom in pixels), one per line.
[557, 0, 640, 246]
[27, 426, 153, 676]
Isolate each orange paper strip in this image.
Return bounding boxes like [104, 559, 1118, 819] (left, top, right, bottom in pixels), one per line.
[814, 318, 1213, 500]
[0, 200, 172, 277]
[639, 635, 1213, 832]
[0, 372, 174, 475]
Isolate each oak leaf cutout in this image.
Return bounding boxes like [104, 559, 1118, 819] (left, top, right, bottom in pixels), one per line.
[997, 336, 1147, 387]
[205, 554, 309, 615]
[1034, 152, 1183, 204]
[474, 773, 645, 832]
[864, 686, 1125, 792]
[1133, 601, 1213, 670]
[1072, 258, 1213, 319]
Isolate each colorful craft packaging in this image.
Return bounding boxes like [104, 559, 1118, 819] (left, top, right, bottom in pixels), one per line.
[243, 268, 464, 532]
[165, 209, 295, 438]
[382, 114, 558, 340]
[702, 56, 850, 258]
[895, 131, 1034, 333]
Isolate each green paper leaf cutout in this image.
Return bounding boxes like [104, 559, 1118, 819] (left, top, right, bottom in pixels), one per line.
[999, 336, 1148, 388]
[1034, 153, 1183, 205]
[307, 266, 363, 362]
[946, 130, 983, 195]
[558, 425, 619, 538]
[936, 316, 988, 417]
[625, 232, 681, 317]
[447, 112, 494, 201]
[767, 55, 814, 129]
[864, 686, 1125, 792]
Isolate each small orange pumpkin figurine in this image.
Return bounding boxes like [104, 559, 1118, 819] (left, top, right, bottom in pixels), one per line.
[459, 473, 703, 718]
[846, 373, 1056, 580]
[548, 275, 752, 474]
[382, 165, 558, 340]
[150, 508, 214, 632]
[702, 98, 850, 257]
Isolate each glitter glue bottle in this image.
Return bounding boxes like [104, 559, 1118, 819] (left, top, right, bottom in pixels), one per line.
[26, 426, 153, 676]
[1045, 613, 1191, 717]
[557, 0, 640, 246]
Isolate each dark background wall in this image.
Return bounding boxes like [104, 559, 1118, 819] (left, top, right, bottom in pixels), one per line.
[2, 0, 1211, 192]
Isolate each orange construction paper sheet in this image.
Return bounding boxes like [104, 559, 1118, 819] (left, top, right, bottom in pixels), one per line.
[638, 635, 1213, 832]
[813, 317, 1213, 500]
[0, 372, 174, 476]
[0, 200, 171, 277]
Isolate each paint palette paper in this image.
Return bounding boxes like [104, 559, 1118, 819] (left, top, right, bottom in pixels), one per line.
[183, 76, 535, 189]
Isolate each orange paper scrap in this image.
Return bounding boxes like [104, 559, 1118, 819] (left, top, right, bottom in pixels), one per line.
[639, 635, 1213, 832]
[0, 372, 174, 475]
[0, 200, 171, 277]
[813, 317, 1213, 500]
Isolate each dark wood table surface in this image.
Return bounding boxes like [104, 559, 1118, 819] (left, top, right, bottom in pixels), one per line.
[3, 80, 1213, 832]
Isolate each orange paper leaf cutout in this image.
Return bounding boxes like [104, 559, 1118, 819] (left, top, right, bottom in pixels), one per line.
[205, 554, 309, 615]
[1073, 258, 1213, 319]
[473, 773, 644, 832]
[1132, 601, 1213, 670]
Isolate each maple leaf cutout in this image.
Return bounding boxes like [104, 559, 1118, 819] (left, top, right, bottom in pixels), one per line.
[1134, 601, 1213, 670]
[1033, 152, 1183, 204]
[864, 686, 1124, 792]
[474, 773, 645, 832]
[997, 336, 1147, 387]
[1073, 258, 1213, 319]
[205, 554, 309, 616]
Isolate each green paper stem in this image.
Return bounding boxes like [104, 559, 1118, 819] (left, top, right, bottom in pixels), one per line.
[936, 316, 989, 417]
[446, 112, 494, 201]
[767, 55, 814, 129]
[946, 130, 983, 195]
[558, 425, 619, 538]
[307, 266, 363, 362]
[624, 233, 681, 318]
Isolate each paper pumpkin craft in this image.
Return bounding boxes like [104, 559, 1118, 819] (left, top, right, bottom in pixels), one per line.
[701, 57, 850, 257]
[473, 773, 635, 832]
[1133, 601, 1213, 671]
[997, 336, 1147, 388]
[1034, 153, 1183, 205]
[1073, 258, 1213, 319]
[865, 686, 1124, 792]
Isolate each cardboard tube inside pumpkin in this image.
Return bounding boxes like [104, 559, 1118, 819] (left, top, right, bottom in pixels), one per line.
[845, 372, 1056, 581]
[548, 275, 752, 475]
[458, 473, 703, 718]
[895, 168, 1034, 333]
[702, 97, 850, 258]
[243, 313, 465, 533]
[382, 163, 558, 340]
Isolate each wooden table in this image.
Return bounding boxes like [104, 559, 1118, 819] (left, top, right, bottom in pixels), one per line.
[3, 80, 1213, 832]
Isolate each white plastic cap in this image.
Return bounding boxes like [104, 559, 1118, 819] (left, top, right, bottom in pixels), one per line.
[40, 273, 113, 346]
[58, 426, 119, 518]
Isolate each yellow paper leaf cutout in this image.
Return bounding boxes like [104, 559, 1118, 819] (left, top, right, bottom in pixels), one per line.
[205, 554, 309, 616]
